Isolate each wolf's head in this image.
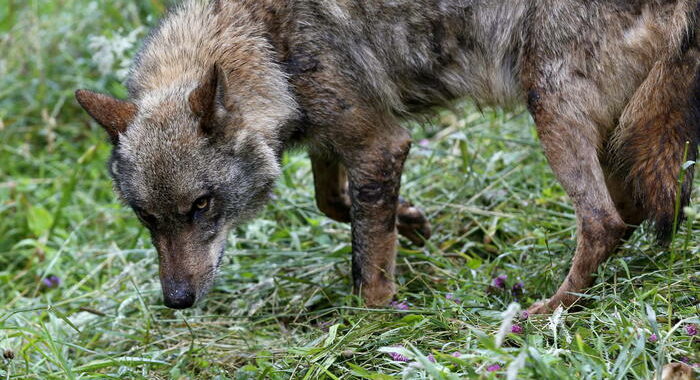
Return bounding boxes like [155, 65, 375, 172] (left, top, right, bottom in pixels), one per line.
[76, 65, 290, 308]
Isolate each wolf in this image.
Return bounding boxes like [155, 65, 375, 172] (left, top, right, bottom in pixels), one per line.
[76, 0, 700, 312]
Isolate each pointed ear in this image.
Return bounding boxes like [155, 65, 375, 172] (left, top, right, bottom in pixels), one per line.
[75, 89, 137, 144]
[188, 64, 228, 135]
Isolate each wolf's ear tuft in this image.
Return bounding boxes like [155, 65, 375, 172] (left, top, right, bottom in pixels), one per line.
[189, 64, 228, 135]
[75, 89, 137, 144]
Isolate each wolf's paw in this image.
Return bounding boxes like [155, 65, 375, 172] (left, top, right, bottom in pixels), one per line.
[397, 199, 431, 246]
[360, 280, 397, 308]
[526, 300, 554, 315]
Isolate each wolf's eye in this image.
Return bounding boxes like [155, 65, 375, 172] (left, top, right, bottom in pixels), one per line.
[193, 196, 210, 212]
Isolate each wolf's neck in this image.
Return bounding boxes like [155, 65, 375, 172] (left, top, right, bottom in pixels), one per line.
[127, 0, 297, 149]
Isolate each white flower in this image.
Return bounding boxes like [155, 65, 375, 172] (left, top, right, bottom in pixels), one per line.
[87, 27, 144, 80]
[547, 306, 567, 351]
[495, 303, 520, 347]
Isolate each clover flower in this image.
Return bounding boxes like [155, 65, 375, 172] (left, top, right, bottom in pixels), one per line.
[317, 320, 333, 332]
[387, 346, 410, 362]
[42, 275, 61, 288]
[511, 281, 525, 296]
[486, 364, 501, 372]
[390, 301, 410, 311]
[492, 274, 507, 289]
[446, 293, 462, 304]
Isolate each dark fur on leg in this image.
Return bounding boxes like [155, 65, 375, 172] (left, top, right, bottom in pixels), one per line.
[344, 128, 411, 306]
[310, 152, 431, 246]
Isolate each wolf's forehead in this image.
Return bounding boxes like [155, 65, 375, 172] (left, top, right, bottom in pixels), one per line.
[116, 151, 208, 210]
[116, 132, 208, 207]
[126, 87, 199, 133]
[119, 96, 202, 157]
[120, 132, 204, 173]
[119, 125, 202, 170]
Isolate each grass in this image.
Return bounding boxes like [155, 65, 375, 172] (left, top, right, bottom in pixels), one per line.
[1, 1, 699, 378]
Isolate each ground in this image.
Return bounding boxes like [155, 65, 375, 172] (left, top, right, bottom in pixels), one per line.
[0, 1, 698, 379]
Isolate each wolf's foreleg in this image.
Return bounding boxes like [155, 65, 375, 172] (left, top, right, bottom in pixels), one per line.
[342, 127, 411, 307]
[310, 152, 431, 246]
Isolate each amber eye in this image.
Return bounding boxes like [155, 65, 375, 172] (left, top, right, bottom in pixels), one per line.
[194, 196, 210, 211]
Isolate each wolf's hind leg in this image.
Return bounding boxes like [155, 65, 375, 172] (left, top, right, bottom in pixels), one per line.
[611, 50, 700, 241]
[310, 153, 431, 246]
[526, 95, 627, 314]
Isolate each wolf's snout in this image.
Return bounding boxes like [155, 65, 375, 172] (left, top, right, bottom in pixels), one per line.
[162, 280, 196, 309]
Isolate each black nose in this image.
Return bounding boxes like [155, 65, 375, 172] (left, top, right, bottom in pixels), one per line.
[163, 283, 196, 309]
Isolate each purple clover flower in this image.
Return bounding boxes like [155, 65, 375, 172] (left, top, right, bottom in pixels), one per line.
[648, 333, 658, 343]
[451, 352, 462, 358]
[492, 274, 507, 289]
[685, 324, 697, 336]
[486, 364, 501, 372]
[317, 320, 333, 332]
[427, 354, 436, 363]
[42, 275, 61, 288]
[520, 311, 530, 320]
[511, 324, 524, 334]
[511, 281, 525, 296]
[387, 346, 410, 362]
[390, 301, 410, 311]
